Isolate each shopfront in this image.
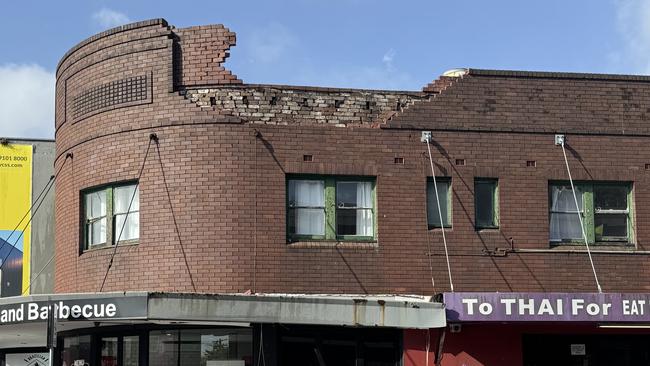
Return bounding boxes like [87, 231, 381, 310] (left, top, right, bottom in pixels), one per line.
[432, 292, 650, 366]
[58, 326, 253, 366]
[0, 292, 444, 366]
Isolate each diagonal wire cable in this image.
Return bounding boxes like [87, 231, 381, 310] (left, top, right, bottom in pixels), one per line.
[560, 140, 603, 293]
[99, 137, 154, 292]
[0, 175, 54, 254]
[425, 138, 455, 292]
[0, 154, 71, 275]
[154, 137, 197, 292]
[22, 250, 55, 295]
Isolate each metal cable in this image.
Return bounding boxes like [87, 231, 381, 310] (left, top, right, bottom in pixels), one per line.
[154, 137, 197, 292]
[425, 138, 455, 292]
[99, 136, 154, 292]
[0, 154, 71, 278]
[0, 171, 55, 254]
[256, 324, 266, 366]
[560, 140, 603, 293]
[22, 250, 54, 295]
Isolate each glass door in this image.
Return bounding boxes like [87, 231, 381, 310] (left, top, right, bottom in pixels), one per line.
[98, 335, 140, 366]
[100, 337, 118, 366]
[122, 336, 140, 366]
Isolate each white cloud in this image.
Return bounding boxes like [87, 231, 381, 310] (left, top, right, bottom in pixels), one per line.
[295, 50, 416, 91]
[92, 8, 130, 29]
[0, 64, 55, 139]
[304, 48, 415, 91]
[246, 23, 297, 64]
[613, 0, 650, 73]
[382, 48, 396, 70]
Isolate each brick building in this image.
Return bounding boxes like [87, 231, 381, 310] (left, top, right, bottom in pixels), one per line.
[4, 17, 650, 366]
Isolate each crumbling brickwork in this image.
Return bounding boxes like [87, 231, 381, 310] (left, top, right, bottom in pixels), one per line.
[184, 85, 426, 126]
[54, 19, 650, 296]
[174, 24, 241, 87]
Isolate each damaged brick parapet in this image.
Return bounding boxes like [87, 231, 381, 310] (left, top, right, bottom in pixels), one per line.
[182, 85, 428, 126]
[173, 24, 242, 87]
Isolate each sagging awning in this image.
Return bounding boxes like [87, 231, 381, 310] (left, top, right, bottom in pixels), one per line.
[0, 292, 445, 348]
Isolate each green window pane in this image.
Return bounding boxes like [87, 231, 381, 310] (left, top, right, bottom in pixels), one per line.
[427, 180, 450, 228]
[475, 180, 497, 228]
[287, 176, 375, 241]
[549, 182, 632, 245]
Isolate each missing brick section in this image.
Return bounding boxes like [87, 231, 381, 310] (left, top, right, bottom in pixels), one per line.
[646, 164, 650, 170]
[303, 154, 313, 162]
[209, 96, 216, 106]
[527, 160, 537, 167]
[394, 157, 404, 164]
[455, 159, 466, 166]
[186, 87, 428, 126]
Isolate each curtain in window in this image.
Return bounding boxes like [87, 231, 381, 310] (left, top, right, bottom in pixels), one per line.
[550, 185, 583, 241]
[290, 180, 325, 235]
[114, 185, 140, 241]
[355, 182, 373, 236]
[86, 191, 107, 245]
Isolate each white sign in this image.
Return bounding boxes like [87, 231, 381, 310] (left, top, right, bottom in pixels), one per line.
[570, 344, 586, 356]
[5, 353, 49, 366]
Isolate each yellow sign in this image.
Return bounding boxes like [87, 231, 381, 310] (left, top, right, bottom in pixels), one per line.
[0, 144, 32, 296]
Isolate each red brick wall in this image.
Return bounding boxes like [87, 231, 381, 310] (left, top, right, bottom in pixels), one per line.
[174, 25, 241, 87]
[54, 19, 650, 295]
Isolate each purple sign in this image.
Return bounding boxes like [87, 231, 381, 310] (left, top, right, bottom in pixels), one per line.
[444, 292, 650, 322]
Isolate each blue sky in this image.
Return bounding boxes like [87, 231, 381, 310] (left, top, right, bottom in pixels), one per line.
[0, 0, 647, 138]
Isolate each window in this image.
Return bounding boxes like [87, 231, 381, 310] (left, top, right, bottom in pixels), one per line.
[475, 178, 499, 229]
[427, 178, 451, 229]
[61, 335, 92, 366]
[98, 336, 140, 366]
[287, 176, 375, 241]
[83, 182, 139, 249]
[549, 182, 633, 244]
[149, 328, 252, 366]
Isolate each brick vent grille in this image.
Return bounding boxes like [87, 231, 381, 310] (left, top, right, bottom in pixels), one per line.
[71, 74, 149, 121]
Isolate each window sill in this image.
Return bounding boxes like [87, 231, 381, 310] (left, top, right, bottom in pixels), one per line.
[550, 242, 634, 249]
[476, 227, 500, 232]
[287, 240, 378, 250]
[428, 227, 452, 231]
[81, 241, 139, 255]
[545, 243, 636, 252]
[509, 244, 650, 255]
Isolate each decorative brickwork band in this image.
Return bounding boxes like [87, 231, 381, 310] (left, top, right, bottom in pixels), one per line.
[71, 73, 151, 122]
